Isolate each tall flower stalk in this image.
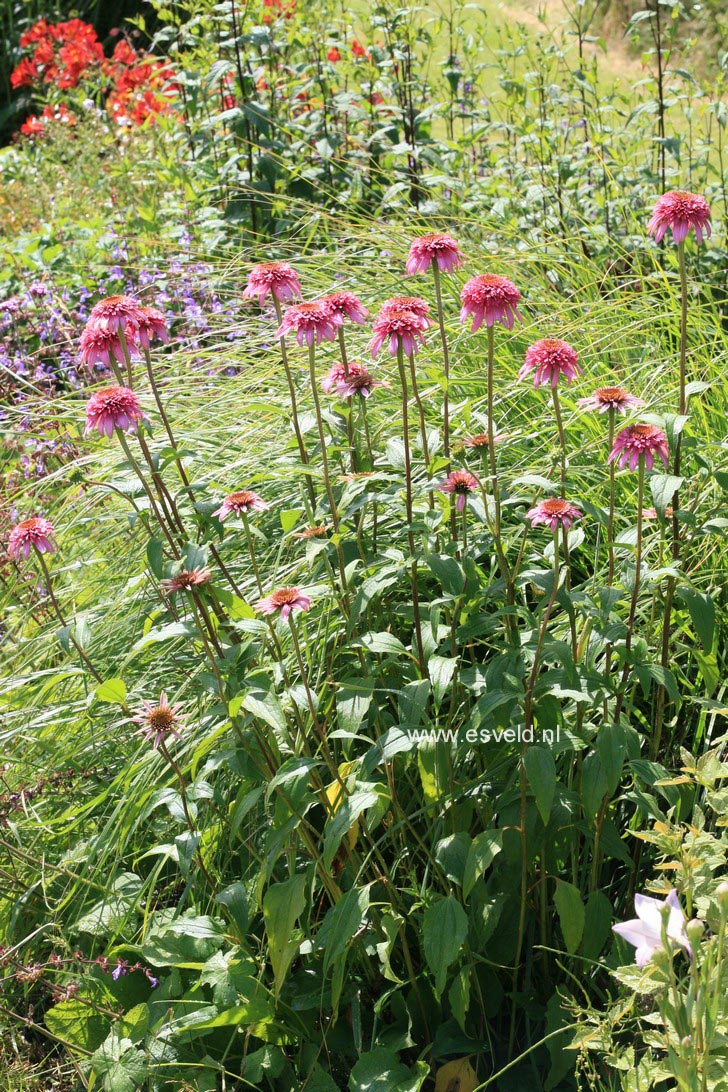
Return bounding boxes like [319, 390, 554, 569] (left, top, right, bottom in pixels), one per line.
[396, 342, 426, 674]
[307, 344, 348, 593]
[273, 297, 316, 512]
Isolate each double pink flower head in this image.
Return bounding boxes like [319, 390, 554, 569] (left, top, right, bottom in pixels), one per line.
[369, 296, 432, 358]
[405, 232, 464, 276]
[243, 261, 302, 306]
[520, 339, 581, 389]
[460, 274, 522, 332]
[79, 295, 168, 370]
[85, 385, 150, 438]
[321, 360, 385, 399]
[276, 299, 342, 347]
[609, 424, 669, 472]
[647, 190, 711, 246]
[8, 516, 57, 561]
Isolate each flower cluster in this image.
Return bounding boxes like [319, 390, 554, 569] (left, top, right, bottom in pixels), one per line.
[11, 18, 103, 91]
[103, 40, 178, 128]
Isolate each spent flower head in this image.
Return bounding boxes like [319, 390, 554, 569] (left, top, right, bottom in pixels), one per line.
[133, 691, 184, 751]
[160, 568, 211, 594]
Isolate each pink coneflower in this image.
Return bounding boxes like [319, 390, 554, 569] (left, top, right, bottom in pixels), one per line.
[609, 424, 669, 471]
[647, 190, 711, 245]
[84, 386, 149, 438]
[294, 524, 329, 539]
[133, 691, 184, 750]
[89, 295, 145, 333]
[8, 517, 56, 561]
[462, 432, 506, 449]
[405, 232, 464, 275]
[369, 307, 429, 358]
[612, 890, 691, 967]
[519, 339, 582, 388]
[438, 470, 479, 512]
[578, 387, 644, 414]
[243, 261, 303, 305]
[137, 306, 169, 350]
[380, 296, 431, 320]
[460, 274, 522, 332]
[323, 290, 369, 324]
[256, 586, 312, 620]
[322, 361, 384, 399]
[526, 497, 583, 531]
[160, 568, 211, 593]
[78, 322, 137, 369]
[643, 506, 673, 520]
[275, 300, 342, 347]
[213, 490, 268, 520]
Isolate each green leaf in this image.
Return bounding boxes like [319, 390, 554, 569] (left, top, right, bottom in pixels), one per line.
[316, 885, 370, 1017]
[323, 789, 380, 869]
[146, 538, 164, 579]
[581, 753, 608, 820]
[597, 724, 625, 796]
[554, 880, 585, 954]
[263, 874, 308, 998]
[45, 999, 110, 1052]
[422, 896, 468, 996]
[677, 587, 715, 651]
[337, 679, 374, 735]
[462, 830, 503, 899]
[582, 891, 612, 960]
[649, 474, 682, 514]
[141, 912, 225, 966]
[350, 1050, 428, 1092]
[428, 656, 458, 704]
[434, 832, 471, 886]
[524, 747, 557, 825]
[96, 678, 127, 705]
[280, 508, 302, 533]
[91, 1034, 147, 1092]
[425, 551, 466, 596]
[356, 631, 408, 656]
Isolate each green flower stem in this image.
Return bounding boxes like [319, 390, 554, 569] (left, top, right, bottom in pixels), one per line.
[273, 297, 317, 513]
[308, 344, 348, 595]
[335, 328, 359, 472]
[396, 342, 426, 675]
[551, 386, 567, 498]
[603, 408, 617, 724]
[407, 351, 433, 507]
[615, 456, 645, 723]
[116, 430, 180, 558]
[159, 740, 217, 893]
[512, 527, 561, 1045]
[36, 552, 103, 684]
[655, 239, 689, 758]
[117, 325, 135, 387]
[432, 262, 452, 470]
[486, 326, 504, 536]
[288, 613, 340, 778]
[141, 345, 195, 501]
[136, 431, 186, 538]
[242, 511, 264, 596]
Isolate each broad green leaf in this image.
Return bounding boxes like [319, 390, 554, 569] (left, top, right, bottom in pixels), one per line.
[146, 537, 164, 579]
[263, 874, 307, 998]
[524, 747, 557, 825]
[582, 891, 612, 960]
[316, 885, 370, 1017]
[323, 789, 380, 869]
[554, 880, 585, 954]
[91, 1034, 147, 1092]
[677, 587, 715, 651]
[422, 896, 468, 996]
[350, 1049, 428, 1092]
[356, 631, 407, 656]
[428, 656, 458, 704]
[45, 999, 110, 1052]
[96, 678, 127, 705]
[463, 830, 503, 899]
[649, 474, 682, 514]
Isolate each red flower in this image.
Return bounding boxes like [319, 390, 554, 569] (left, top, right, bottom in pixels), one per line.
[10, 57, 38, 89]
[20, 115, 45, 137]
[327, 47, 342, 62]
[352, 40, 371, 59]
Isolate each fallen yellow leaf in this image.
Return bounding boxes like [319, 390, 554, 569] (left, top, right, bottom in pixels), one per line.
[434, 1057, 478, 1092]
